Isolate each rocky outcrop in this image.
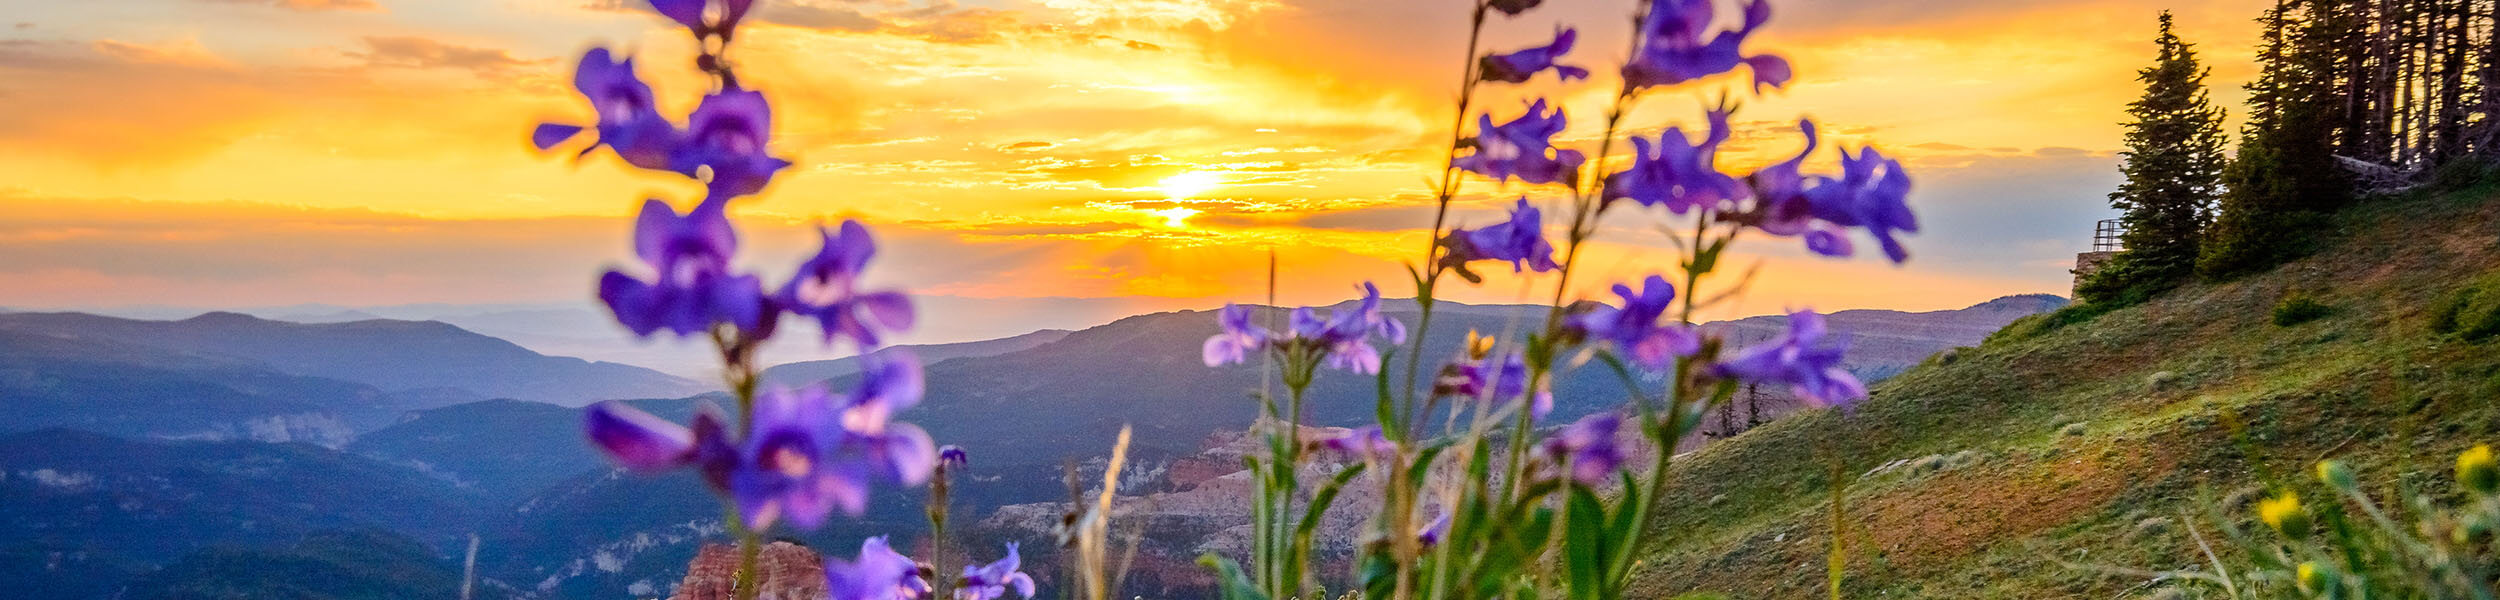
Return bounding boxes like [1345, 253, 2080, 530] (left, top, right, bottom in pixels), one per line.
[669, 542, 826, 600]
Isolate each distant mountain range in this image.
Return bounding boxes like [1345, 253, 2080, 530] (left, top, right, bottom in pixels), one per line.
[759, 329, 1072, 388]
[0, 294, 2062, 598]
[0, 430, 485, 600]
[0, 312, 706, 406]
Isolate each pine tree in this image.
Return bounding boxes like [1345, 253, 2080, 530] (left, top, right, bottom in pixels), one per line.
[2203, 1, 2352, 279]
[2078, 12, 2227, 304]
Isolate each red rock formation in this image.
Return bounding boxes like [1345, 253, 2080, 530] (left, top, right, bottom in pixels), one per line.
[669, 542, 827, 600]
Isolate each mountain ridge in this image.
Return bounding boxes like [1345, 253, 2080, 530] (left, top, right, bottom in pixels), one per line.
[0, 311, 705, 406]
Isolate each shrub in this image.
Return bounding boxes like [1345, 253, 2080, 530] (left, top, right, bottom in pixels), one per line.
[2271, 293, 2332, 326]
[2466, 302, 2500, 341]
[2429, 286, 2477, 334]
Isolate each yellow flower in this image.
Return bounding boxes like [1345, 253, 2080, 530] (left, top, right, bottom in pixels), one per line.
[2258, 492, 2311, 541]
[2459, 444, 2498, 495]
[1465, 330, 1495, 360]
[2296, 562, 2337, 593]
[2317, 460, 2358, 492]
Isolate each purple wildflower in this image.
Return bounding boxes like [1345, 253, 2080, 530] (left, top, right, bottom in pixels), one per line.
[1540, 413, 1626, 485]
[1710, 310, 1866, 407]
[1567, 276, 1700, 369]
[584, 402, 736, 493]
[671, 87, 792, 198]
[1202, 283, 1403, 374]
[1804, 147, 1918, 263]
[1439, 197, 1560, 282]
[833, 352, 939, 487]
[1317, 283, 1407, 374]
[1623, 0, 1791, 92]
[939, 445, 969, 467]
[1480, 28, 1589, 84]
[1733, 121, 1918, 262]
[1416, 511, 1451, 549]
[1320, 425, 1398, 463]
[537, 48, 681, 171]
[1452, 99, 1585, 187]
[780, 220, 916, 350]
[824, 536, 931, 600]
[728, 384, 863, 530]
[956, 543, 1037, 600]
[1201, 303, 1270, 367]
[1436, 351, 1551, 419]
[599, 198, 776, 338]
[1606, 108, 1742, 214]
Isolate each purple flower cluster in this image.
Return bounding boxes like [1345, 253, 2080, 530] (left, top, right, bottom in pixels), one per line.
[1538, 413, 1626, 485]
[548, 39, 918, 344]
[782, 221, 918, 349]
[1731, 121, 1920, 263]
[1567, 276, 1701, 369]
[1452, 99, 1584, 187]
[1606, 109, 1742, 214]
[1434, 351, 1552, 419]
[585, 353, 937, 530]
[1622, 0, 1790, 92]
[1320, 425, 1398, 463]
[1709, 310, 1866, 407]
[536, 51, 789, 200]
[1437, 197, 1560, 282]
[599, 198, 773, 337]
[1201, 283, 1409, 374]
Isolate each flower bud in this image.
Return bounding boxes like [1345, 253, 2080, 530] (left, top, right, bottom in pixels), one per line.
[2317, 460, 2358, 493]
[2296, 562, 2338, 594]
[2457, 444, 2498, 495]
[2258, 492, 2311, 541]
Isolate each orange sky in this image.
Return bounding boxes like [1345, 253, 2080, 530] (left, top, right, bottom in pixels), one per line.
[0, 0, 2276, 331]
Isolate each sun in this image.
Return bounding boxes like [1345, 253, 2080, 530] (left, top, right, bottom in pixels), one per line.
[1148, 206, 1202, 228]
[1158, 171, 1223, 199]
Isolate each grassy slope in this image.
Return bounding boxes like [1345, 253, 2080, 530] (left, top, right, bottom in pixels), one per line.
[1624, 185, 2500, 598]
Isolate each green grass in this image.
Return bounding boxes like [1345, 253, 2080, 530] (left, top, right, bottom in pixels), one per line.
[1621, 186, 2500, 598]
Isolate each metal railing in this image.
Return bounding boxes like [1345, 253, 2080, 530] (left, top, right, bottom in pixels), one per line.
[2092, 219, 2125, 252]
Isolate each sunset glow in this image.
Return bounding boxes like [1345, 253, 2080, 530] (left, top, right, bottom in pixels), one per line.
[0, 0, 2278, 333]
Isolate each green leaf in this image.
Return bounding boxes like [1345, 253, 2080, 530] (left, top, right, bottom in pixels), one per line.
[1198, 554, 1273, 600]
[1294, 463, 1369, 554]
[1606, 471, 1644, 577]
[1375, 349, 1404, 441]
[1404, 442, 1449, 494]
[1564, 485, 1611, 600]
[1358, 552, 1398, 600]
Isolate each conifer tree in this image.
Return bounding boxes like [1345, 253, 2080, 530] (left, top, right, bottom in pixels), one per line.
[2203, 1, 2351, 279]
[2079, 12, 2227, 303]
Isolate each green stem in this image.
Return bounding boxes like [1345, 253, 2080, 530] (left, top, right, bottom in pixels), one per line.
[1280, 381, 1308, 598]
[1401, 0, 1493, 428]
[929, 467, 952, 599]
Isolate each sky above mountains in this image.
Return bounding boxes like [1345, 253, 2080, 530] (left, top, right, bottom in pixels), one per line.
[0, 0, 2270, 321]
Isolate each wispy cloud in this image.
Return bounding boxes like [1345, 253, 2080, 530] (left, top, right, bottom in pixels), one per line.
[0, 0, 2229, 314]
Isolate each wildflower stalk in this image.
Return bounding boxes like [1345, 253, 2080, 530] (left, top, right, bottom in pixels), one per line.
[929, 464, 953, 599]
[704, 326, 768, 600]
[1490, 2, 1651, 529]
[1403, 0, 1492, 426]
[1389, 5, 1491, 595]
